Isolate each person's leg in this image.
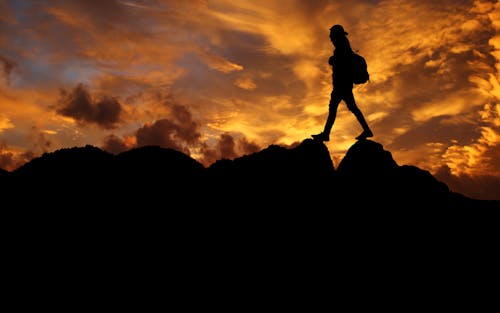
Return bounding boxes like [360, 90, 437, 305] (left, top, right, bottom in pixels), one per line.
[313, 90, 342, 141]
[344, 91, 373, 139]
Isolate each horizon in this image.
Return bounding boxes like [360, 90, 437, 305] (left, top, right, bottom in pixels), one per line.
[0, 0, 499, 200]
[3, 138, 499, 202]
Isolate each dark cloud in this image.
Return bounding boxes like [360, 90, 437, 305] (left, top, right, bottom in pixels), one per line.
[482, 139, 500, 174]
[0, 126, 53, 171]
[136, 119, 184, 151]
[0, 0, 158, 84]
[69, 0, 129, 25]
[0, 141, 34, 172]
[388, 115, 481, 150]
[173, 40, 307, 105]
[131, 96, 203, 157]
[0, 149, 15, 171]
[0, 55, 16, 83]
[170, 104, 201, 144]
[0, 1, 15, 25]
[435, 165, 500, 201]
[102, 134, 129, 154]
[44, 0, 139, 34]
[217, 133, 262, 160]
[28, 128, 53, 154]
[366, 49, 490, 123]
[218, 133, 237, 159]
[239, 137, 260, 155]
[198, 133, 262, 166]
[56, 83, 123, 129]
[135, 106, 201, 154]
[198, 143, 219, 167]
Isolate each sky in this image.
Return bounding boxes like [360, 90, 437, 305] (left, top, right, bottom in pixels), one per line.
[0, 0, 499, 200]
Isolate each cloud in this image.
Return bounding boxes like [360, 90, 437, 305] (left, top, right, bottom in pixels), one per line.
[101, 134, 132, 154]
[0, 146, 15, 170]
[169, 104, 201, 144]
[198, 144, 219, 167]
[0, 141, 34, 172]
[198, 132, 261, 166]
[27, 126, 53, 154]
[136, 119, 189, 154]
[0, 115, 14, 133]
[135, 104, 201, 153]
[0, 55, 16, 84]
[55, 83, 123, 129]
[0, 1, 13, 23]
[435, 164, 500, 201]
[442, 127, 500, 176]
[0, 123, 58, 171]
[346, 0, 500, 185]
[389, 115, 481, 149]
[234, 77, 257, 90]
[218, 133, 238, 159]
[197, 48, 244, 73]
[239, 136, 261, 155]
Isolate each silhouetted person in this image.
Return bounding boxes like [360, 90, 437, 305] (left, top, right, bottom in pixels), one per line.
[312, 24, 373, 142]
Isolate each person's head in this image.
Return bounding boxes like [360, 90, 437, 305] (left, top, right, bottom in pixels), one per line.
[329, 24, 348, 43]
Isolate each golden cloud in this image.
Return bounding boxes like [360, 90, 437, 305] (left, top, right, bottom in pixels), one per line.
[234, 77, 257, 90]
[0, 115, 14, 132]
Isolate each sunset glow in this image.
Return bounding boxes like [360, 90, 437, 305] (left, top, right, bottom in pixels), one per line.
[1, 0, 499, 200]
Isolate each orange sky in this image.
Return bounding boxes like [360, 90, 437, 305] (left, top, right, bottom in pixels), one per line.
[1, 0, 499, 200]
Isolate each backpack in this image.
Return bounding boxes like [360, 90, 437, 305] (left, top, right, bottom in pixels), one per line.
[351, 52, 369, 84]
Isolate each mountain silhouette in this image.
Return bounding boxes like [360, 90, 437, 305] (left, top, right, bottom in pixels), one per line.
[205, 139, 336, 206]
[2, 138, 498, 210]
[0, 167, 7, 178]
[3, 138, 498, 285]
[337, 140, 460, 206]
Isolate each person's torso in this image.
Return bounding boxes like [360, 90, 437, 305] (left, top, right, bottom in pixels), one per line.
[330, 38, 353, 89]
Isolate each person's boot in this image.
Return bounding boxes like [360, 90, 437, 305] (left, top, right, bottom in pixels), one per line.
[312, 132, 330, 142]
[355, 129, 373, 140]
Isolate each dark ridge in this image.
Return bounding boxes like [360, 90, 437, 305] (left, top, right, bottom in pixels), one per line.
[204, 138, 336, 208]
[2, 138, 498, 282]
[0, 168, 8, 190]
[207, 139, 334, 186]
[337, 140, 451, 205]
[115, 145, 205, 193]
[116, 145, 205, 175]
[337, 140, 398, 176]
[2, 139, 498, 212]
[12, 144, 114, 180]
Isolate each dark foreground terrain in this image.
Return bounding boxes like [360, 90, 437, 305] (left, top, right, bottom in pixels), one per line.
[2, 139, 498, 303]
